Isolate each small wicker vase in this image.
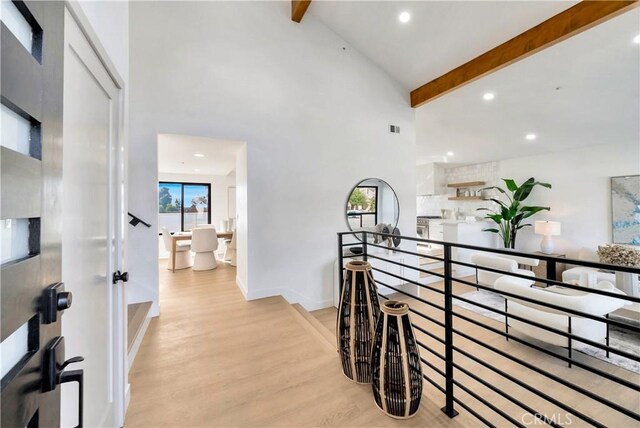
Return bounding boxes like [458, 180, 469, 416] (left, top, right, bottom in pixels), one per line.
[337, 260, 381, 384]
[371, 300, 423, 419]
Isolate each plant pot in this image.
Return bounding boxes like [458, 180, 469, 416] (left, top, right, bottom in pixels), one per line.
[371, 300, 423, 419]
[337, 260, 380, 383]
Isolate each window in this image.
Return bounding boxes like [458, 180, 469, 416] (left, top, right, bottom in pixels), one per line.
[158, 182, 211, 233]
[347, 186, 378, 229]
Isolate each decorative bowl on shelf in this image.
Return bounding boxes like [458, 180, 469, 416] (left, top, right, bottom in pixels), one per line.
[349, 247, 364, 255]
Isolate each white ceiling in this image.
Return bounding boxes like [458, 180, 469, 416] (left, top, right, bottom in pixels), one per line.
[157, 134, 242, 176]
[310, 1, 577, 90]
[414, 8, 640, 165]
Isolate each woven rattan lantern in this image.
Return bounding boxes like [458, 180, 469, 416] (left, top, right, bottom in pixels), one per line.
[336, 260, 381, 384]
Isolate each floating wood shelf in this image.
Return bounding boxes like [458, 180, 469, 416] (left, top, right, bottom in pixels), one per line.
[447, 181, 486, 188]
[448, 196, 484, 201]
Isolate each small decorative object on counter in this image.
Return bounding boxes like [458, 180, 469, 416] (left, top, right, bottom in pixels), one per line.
[371, 300, 423, 419]
[337, 261, 381, 383]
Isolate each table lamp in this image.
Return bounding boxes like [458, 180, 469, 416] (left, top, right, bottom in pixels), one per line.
[535, 221, 561, 254]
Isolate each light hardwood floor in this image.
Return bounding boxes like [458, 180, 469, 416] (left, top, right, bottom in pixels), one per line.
[125, 263, 476, 427]
[313, 280, 640, 427]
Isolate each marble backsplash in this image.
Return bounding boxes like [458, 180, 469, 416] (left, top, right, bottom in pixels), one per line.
[417, 161, 500, 219]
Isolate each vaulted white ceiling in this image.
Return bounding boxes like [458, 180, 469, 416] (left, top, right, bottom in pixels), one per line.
[310, 1, 577, 90]
[311, 2, 639, 166]
[157, 134, 242, 176]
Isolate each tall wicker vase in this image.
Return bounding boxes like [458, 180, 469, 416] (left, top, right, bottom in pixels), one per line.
[337, 260, 381, 384]
[371, 300, 423, 419]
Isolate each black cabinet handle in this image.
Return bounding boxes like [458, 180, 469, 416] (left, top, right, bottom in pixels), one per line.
[59, 369, 84, 428]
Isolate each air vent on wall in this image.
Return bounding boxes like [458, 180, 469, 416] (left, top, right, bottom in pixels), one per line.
[389, 125, 400, 134]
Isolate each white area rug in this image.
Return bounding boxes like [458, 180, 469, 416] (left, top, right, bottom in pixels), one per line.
[453, 290, 640, 374]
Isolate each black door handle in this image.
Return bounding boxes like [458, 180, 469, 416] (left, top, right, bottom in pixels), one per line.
[59, 369, 84, 428]
[42, 337, 84, 427]
[112, 270, 129, 284]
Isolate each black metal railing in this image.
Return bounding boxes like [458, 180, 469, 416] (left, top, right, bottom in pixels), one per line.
[337, 230, 640, 427]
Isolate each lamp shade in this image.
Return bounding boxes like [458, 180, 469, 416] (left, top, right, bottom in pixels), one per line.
[534, 221, 561, 236]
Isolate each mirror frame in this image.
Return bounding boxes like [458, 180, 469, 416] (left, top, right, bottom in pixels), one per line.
[345, 178, 400, 241]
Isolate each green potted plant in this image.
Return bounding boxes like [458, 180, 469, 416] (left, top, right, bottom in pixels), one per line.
[477, 177, 552, 249]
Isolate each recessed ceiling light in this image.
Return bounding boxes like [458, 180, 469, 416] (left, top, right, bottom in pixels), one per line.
[634, 34, 640, 44]
[194, 153, 205, 158]
[447, 151, 454, 156]
[483, 92, 495, 101]
[525, 134, 537, 141]
[398, 11, 411, 23]
[194, 168, 201, 172]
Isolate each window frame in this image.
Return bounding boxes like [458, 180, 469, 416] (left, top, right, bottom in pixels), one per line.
[158, 181, 212, 233]
[347, 185, 378, 228]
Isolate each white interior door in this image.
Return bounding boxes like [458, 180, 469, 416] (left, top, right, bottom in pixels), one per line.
[61, 8, 125, 428]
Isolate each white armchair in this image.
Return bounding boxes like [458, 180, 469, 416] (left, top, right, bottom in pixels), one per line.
[471, 252, 537, 288]
[191, 227, 219, 271]
[162, 228, 192, 270]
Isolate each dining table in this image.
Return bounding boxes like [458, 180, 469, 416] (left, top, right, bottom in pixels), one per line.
[171, 230, 234, 273]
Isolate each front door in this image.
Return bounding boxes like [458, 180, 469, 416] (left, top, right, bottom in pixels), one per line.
[1, 1, 68, 426]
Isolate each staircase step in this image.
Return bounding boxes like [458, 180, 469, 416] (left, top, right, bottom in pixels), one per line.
[289, 304, 336, 352]
[128, 301, 152, 353]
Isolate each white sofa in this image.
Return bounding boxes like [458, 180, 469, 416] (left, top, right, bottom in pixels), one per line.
[471, 252, 538, 288]
[494, 276, 629, 348]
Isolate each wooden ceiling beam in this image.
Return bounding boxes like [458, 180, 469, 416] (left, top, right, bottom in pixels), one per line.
[410, 1, 639, 108]
[292, 0, 312, 23]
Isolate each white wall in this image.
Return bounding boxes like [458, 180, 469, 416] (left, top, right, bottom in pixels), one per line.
[499, 142, 639, 257]
[128, 1, 416, 312]
[75, 0, 129, 81]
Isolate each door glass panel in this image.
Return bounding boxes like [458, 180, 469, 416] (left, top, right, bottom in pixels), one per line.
[183, 184, 209, 231]
[0, 320, 28, 379]
[0, 1, 32, 53]
[0, 103, 41, 158]
[0, 218, 30, 264]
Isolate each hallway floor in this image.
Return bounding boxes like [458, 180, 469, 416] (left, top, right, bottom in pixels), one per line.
[125, 263, 474, 427]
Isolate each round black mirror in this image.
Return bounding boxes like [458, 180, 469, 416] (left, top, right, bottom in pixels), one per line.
[345, 178, 399, 242]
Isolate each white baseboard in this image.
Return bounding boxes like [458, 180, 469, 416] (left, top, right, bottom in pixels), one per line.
[245, 285, 333, 312]
[236, 275, 248, 298]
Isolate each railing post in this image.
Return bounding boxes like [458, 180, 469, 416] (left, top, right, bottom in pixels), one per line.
[362, 232, 368, 262]
[338, 233, 344, 298]
[441, 244, 458, 418]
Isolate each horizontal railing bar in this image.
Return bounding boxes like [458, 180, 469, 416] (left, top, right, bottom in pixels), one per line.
[342, 230, 640, 275]
[368, 254, 445, 280]
[451, 259, 640, 304]
[454, 293, 640, 362]
[452, 345, 607, 427]
[417, 339, 445, 362]
[453, 379, 525, 427]
[337, 230, 446, 246]
[451, 312, 640, 394]
[369, 264, 445, 296]
[421, 356, 446, 378]
[452, 328, 640, 421]
[453, 397, 496, 428]
[452, 361, 561, 428]
[454, 276, 640, 333]
[365, 241, 446, 263]
[423, 372, 446, 394]
[375, 280, 446, 316]
[413, 323, 446, 346]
